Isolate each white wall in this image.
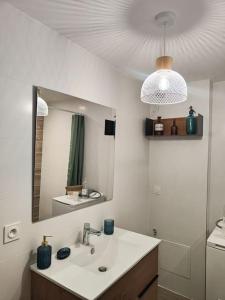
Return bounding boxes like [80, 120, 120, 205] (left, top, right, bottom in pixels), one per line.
[148, 80, 210, 300]
[0, 2, 149, 300]
[208, 81, 225, 232]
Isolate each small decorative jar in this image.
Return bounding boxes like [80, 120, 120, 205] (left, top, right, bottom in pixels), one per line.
[104, 219, 114, 235]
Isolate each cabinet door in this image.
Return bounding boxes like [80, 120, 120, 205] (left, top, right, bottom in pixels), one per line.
[31, 271, 80, 300]
[31, 271, 62, 300]
[62, 291, 80, 300]
[138, 279, 157, 300]
[99, 247, 158, 300]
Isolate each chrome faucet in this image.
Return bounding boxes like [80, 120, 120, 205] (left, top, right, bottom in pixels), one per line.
[82, 223, 101, 246]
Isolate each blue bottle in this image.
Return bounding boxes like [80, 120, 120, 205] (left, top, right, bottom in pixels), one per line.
[186, 106, 197, 135]
[37, 235, 52, 270]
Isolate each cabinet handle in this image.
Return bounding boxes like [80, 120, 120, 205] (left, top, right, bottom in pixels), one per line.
[138, 275, 158, 299]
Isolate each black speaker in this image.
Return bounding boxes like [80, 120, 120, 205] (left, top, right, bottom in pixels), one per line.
[145, 118, 154, 136]
[104, 120, 116, 136]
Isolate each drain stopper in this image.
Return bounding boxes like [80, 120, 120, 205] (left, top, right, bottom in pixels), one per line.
[98, 266, 107, 272]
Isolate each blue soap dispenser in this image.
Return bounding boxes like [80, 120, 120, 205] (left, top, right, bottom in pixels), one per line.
[37, 235, 52, 270]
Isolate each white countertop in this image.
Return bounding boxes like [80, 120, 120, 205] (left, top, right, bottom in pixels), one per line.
[207, 223, 225, 249]
[52, 195, 100, 207]
[31, 227, 161, 300]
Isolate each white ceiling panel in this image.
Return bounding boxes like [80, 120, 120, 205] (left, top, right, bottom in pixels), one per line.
[5, 0, 225, 81]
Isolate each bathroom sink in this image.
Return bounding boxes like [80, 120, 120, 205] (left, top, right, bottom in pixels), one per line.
[31, 228, 160, 300]
[72, 233, 141, 274]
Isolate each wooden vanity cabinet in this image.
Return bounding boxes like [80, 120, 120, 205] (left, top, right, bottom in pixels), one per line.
[31, 247, 158, 300]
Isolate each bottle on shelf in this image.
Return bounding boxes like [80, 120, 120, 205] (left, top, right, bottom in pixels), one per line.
[186, 106, 197, 135]
[154, 116, 164, 136]
[171, 119, 178, 135]
[81, 178, 88, 198]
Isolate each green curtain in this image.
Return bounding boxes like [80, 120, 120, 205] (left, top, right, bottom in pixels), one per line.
[67, 114, 85, 186]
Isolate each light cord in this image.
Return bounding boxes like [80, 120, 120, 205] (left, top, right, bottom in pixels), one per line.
[163, 22, 166, 56]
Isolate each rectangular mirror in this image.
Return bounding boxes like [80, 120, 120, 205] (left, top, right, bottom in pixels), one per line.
[32, 86, 115, 222]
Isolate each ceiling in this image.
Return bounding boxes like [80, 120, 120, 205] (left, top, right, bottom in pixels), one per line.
[6, 0, 225, 82]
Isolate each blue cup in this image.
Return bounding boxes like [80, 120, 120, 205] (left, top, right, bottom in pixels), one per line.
[104, 219, 114, 235]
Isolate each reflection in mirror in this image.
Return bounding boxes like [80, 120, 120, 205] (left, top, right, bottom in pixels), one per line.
[32, 86, 115, 222]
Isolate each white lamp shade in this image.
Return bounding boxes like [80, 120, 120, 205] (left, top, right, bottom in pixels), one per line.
[141, 69, 187, 105]
[37, 96, 48, 116]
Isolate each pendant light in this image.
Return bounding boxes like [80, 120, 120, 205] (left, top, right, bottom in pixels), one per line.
[37, 88, 48, 117]
[141, 12, 187, 105]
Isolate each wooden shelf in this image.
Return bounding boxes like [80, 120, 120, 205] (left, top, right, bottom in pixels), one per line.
[145, 114, 203, 140]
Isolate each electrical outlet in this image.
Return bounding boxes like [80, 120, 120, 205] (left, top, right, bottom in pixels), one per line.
[4, 222, 21, 244]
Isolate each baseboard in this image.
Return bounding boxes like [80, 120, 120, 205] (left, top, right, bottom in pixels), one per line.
[158, 285, 191, 300]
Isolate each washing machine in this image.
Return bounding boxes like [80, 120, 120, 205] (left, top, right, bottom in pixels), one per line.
[206, 224, 225, 300]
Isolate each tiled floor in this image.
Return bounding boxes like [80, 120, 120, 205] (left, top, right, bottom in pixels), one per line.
[158, 287, 190, 300]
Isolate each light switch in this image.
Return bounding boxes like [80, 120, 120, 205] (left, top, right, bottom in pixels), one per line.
[4, 222, 21, 244]
[152, 185, 161, 195]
